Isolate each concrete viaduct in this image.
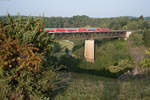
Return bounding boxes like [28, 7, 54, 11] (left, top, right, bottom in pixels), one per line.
[48, 30, 132, 62]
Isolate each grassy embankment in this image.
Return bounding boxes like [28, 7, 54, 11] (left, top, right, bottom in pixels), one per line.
[52, 39, 150, 100]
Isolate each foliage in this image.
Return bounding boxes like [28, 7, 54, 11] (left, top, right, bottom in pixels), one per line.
[143, 30, 150, 47]
[129, 32, 144, 46]
[71, 40, 133, 77]
[56, 40, 74, 52]
[0, 32, 58, 100]
[1, 14, 150, 100]
[0, 15, 59, 100]
[108, 59, 133, 73]
[1, 15, 150, 30]
[44, 15, 150, 30]
[0, 32, 42, 73]
[53, 73, 150, 100]
[0, 14, 59, 69]
[140, 49, 150, 69]
[1, 14, 54, 54]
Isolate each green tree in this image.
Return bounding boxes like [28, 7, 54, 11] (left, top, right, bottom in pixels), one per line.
[1, 14, 57, 69]
[143, 30, 150, 47]
[3, 14, 54, 54]
[0, 14, 59, 100]
[140, 49, 150, 71]
[0, 33, 58, 100]
[129, 32, 144, 46]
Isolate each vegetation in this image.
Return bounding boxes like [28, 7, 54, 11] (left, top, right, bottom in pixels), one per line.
[68, 40, 132, 77]
[1, 15, 150, 30]
[128, 32, 144, 46]
[108, 59, 133, 73]
[52, 33, 150, 100]
[0, 15, 59, 100]
[44, 15, 150, 30]
[140, 49, 150, 70]
[1, 14, 150, 100]
[53, 74, 150, 100]
[143, 30, 150, 47]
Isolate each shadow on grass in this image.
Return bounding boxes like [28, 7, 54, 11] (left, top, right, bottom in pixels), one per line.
[58, 54, 129, 78]
[101, 81, 120, 100]
[51, 72, 73, 99]
[52, 54, 126, 100]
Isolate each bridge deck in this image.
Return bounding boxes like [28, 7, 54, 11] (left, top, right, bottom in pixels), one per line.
[48, 30, 127, 40]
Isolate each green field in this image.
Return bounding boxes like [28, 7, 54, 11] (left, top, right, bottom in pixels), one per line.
[53, 73, 150, 100]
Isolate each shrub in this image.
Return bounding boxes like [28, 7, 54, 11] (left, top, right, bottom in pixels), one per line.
[0, 14, 62, 71]
[143, 30, 150, 47]
[0, 23, 58, 100]
[71, 40, 133, 77]
[129, 32, 144, 46]
[0, 33, 42, 71]
[140, 49, 150, 70]
[108, 59, 133, 73]
[1, 14, 54, 54]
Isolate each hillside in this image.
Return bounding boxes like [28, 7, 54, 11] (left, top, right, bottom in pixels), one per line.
[53, 37, 150, 100]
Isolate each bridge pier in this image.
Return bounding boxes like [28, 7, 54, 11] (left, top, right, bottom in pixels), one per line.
[124, 31, 132, 40]
[50, 30, 128, 62]
[84, 40, 94, 62]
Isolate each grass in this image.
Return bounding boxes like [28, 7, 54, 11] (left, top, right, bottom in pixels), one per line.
[57, 40, 74, 51]
[53, 73, 150, 100]
[53, 39, 150, 100]
[73, 39, 132, 70]
[60, 39, 133, 78]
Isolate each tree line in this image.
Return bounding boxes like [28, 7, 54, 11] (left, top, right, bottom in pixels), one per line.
[1, 15, 150, 30]
[44, 15, 150, 30]
[44, 15, 150, 47]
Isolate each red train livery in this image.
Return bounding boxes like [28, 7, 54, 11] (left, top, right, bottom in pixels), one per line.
[44, 28, 110, 32]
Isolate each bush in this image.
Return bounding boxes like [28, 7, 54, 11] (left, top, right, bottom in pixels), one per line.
[0, 33, 42, 71]
[0, 32, 58, 100]
[1, 14, 54, 54]
[0, 15, 59, 100]
[143, 30, 150, 47]
[72, 40, 133, 77]
[140, 49, 150, 70]
[129, 32, 144, 46]
[108, 59, 133, 73]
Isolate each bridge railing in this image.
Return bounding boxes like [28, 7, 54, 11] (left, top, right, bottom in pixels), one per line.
[48, 30, 127, 40]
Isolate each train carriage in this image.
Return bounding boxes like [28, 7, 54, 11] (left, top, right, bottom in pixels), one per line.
[44, 28, 110, 32]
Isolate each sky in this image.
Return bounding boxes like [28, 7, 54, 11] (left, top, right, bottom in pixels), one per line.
[0, 0, 150, 18]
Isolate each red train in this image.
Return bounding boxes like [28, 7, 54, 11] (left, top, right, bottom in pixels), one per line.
[43, 28, 110, 32]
